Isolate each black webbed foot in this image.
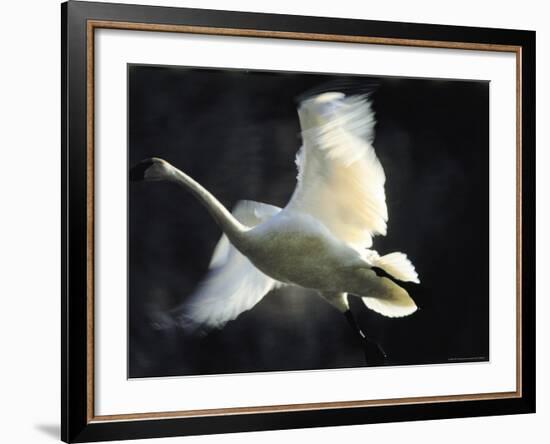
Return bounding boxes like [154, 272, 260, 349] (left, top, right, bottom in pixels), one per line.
[344, 309, 387, 366]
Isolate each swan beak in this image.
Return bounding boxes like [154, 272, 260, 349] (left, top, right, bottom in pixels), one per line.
[130, 157, 172, 182]
[130, 158, 156, 182]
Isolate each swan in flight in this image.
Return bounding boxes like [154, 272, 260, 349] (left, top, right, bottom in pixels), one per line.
[131, 91, 419, 364]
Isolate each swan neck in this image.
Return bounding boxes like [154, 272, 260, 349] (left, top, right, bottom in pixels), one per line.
[170, 169, 247, 245]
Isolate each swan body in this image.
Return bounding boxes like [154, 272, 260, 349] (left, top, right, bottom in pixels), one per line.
[244, 209, 363, 287]
[132, 91, 420, 362]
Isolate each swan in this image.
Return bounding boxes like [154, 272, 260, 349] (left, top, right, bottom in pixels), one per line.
[131, 91, 420, 365]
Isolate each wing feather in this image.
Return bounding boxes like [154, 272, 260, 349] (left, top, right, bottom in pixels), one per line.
[171, 200, 282, 332]
[287, 94, 387, 249]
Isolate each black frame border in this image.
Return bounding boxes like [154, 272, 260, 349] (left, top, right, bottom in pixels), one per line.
[62, 1, 536, 442]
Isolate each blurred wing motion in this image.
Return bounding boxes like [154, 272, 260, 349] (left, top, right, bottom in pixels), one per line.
[171, 200, 282, 332]
[288, 95, 387, 249]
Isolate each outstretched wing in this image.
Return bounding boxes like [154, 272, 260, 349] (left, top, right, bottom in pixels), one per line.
[287, 94, 387, 249]
[170, 200, 282, 332]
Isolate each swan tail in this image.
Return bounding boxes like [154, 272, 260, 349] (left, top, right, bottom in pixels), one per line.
[373, 252, 420, 283]
[361, 277, 418, 318]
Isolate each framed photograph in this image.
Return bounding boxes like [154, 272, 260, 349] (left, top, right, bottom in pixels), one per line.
[62, 1, 535, 442]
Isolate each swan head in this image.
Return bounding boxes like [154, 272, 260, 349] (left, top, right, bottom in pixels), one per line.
[297, 92, 346, 131]
[130, 157, 176, 182]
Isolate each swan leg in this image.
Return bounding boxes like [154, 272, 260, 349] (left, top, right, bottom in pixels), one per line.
[320, 291, 387, 365]
[344, 309, 387, 365]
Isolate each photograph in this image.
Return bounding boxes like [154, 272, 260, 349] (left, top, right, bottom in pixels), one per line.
[56, 2, 537, 441]
[128, 64, 490, 379]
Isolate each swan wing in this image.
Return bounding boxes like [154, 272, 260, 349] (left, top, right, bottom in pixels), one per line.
[176, 200, 282, 331]
[287, 94, 387, 249]
[177, 247, 281, 331]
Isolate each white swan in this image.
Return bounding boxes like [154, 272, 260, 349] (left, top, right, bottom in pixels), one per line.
[131, 91, 419, 364]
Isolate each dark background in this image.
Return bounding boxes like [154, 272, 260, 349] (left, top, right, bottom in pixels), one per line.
[128, 64, 489, 378]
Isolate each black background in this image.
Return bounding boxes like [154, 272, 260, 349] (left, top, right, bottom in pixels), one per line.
[128, 64, 489, 378]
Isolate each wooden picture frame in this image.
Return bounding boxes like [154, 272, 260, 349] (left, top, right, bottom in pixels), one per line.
[62, 1, 535, 442]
